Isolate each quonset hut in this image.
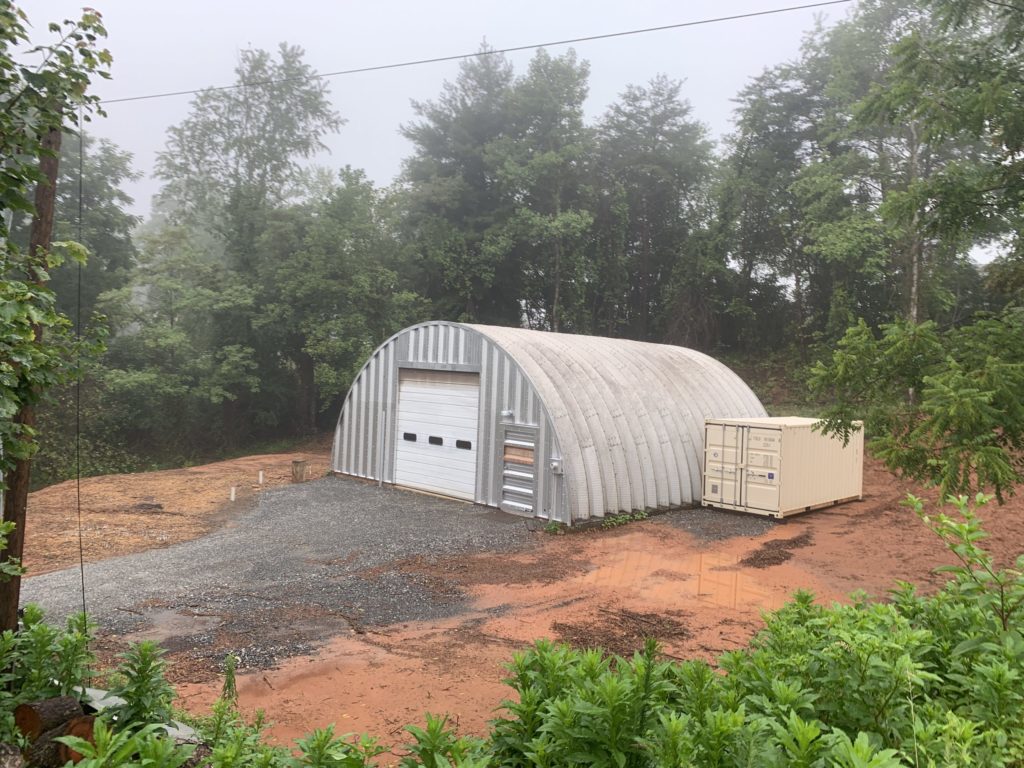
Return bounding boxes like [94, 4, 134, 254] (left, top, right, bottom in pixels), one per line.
[331, 322, 766, 524]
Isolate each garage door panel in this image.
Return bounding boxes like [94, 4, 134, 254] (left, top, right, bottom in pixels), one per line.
[399, 415, 479, 428]
[393, 451, 477, 473]
[397, 392, 479, 407]
[394, 370, 480, 501]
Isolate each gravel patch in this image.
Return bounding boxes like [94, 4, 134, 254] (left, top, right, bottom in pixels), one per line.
[23, 476, 532, 668]
[656, 507, 777, 540]
[23, 479, 778, 675]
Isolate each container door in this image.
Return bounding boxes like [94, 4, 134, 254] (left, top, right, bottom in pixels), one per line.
[704, 423, 743, 506]
[394, 369, 480, 501]
[742, 427, 781, 512]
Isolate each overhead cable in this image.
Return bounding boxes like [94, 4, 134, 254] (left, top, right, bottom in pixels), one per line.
[101, 0, 852, 105]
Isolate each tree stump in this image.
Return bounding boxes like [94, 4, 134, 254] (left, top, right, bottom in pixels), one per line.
[291, 459, 308, 483]
[14, 697, 83, 742]
[56, 716, 95, 765]
[0, 744, 23, 768]
[26, 725, 64, 768]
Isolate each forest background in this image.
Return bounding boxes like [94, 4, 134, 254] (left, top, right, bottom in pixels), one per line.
[10, 0, 1023, 494]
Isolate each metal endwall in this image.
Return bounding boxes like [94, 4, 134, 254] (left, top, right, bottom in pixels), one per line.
[331, 322, 567, 521]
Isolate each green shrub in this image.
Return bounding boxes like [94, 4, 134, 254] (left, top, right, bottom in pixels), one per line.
[0, 605, 93, 743]
[401, 713, 487, 768]
[107, 641, 176, 729]
[59, 720, 195, 768]
[292, 725, 388, 768]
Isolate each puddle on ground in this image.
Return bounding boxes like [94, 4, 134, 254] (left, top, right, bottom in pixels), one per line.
[577, 547, 783, 611]
[125, 608, 223, 643]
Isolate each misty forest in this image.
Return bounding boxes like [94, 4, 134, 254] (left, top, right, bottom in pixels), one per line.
[7, 0, 1024, 494]
[8, 0, 1024, 765]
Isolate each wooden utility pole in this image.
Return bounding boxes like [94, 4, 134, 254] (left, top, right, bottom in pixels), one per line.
[0, 127, 62, 632]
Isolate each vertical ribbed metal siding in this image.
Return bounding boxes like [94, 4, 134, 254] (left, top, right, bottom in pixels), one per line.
[331, 322, 567, 520]
[334, 339, 396, 481]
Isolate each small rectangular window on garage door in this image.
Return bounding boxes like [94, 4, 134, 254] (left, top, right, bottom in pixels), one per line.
[429, 436, 443, 446]
[403, 432, 417, 442]
[456, 439, 472, 450]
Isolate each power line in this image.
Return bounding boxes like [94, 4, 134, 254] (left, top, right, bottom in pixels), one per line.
[75, 108, 88, 622]
[101, 0, 852, 106]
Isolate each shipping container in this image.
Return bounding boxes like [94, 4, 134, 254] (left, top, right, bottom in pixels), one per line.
[703, 417, 863, 518]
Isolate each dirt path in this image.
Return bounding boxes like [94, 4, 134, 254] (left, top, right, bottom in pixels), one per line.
[24, 440, 332, 574]
[24, 448, 1024, 746]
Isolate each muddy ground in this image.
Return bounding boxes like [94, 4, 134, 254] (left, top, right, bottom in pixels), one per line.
[23, 446, 1024, 745]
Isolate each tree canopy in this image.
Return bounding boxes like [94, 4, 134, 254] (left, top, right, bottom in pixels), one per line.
[8, 0, 1021, 504]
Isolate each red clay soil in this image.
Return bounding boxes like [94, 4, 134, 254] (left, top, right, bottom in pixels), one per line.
[26, 450, 1024, 747]
[179, 460, 1024, 746]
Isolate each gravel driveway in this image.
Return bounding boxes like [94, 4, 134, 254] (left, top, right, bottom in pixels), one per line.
[23, 476, 532, 670]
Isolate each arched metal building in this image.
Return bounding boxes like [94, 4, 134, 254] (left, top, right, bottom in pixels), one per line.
[331, 322, 766, 524]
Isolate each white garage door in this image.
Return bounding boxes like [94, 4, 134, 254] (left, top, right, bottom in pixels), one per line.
[394, 369, 480, 501]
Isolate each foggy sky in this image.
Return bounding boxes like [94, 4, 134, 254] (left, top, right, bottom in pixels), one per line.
[40, 0, 847, 217]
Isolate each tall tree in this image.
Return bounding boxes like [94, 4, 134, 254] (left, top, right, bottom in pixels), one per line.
[0, 2, 110, 630]
[490, 49, 594, 332]
[139, 44, 344, 447]
[255, 169, 427, 433]
[6, 134, 141, 489]
[99, 220, 261, 456]
[400, 48, 518, 323]
[10, 133, 140, 320]
[867, 0, 1024, 293]
[715, 64, 820, 350]
[719, 0, 988, 353]
[592, 76, 714, 342]
[155, 43, 342, 268]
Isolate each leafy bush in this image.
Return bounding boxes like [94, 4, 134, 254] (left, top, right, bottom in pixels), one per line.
[293, 725, 389, 768]
[0, 605, 94, 743]
[59, 720, 195, 768]
[401, 714, 487, 767]
[106, 640, 176, 729]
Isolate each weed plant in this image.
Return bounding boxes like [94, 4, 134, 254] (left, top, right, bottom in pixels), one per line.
[601, 509, 650, 530]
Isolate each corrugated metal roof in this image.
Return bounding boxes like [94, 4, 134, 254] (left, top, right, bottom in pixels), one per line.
[708, 416, 819, 427]
[466, 325, 767, 519]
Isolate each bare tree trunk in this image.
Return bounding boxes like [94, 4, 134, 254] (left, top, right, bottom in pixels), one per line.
[295, 350, 317, 435]
[907, 123, 922, 326]
[905, 123, 923, 408]
[552, 237, 561, 333]
[552, 194, 562, 333]
[908, 213, 922, 326]
[639, 205, 652, 341]
[0, 127, 62, 632]
[793, 268, 805, 352]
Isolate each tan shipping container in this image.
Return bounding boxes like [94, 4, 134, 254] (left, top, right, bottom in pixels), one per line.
[703, 417, 863, 518]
